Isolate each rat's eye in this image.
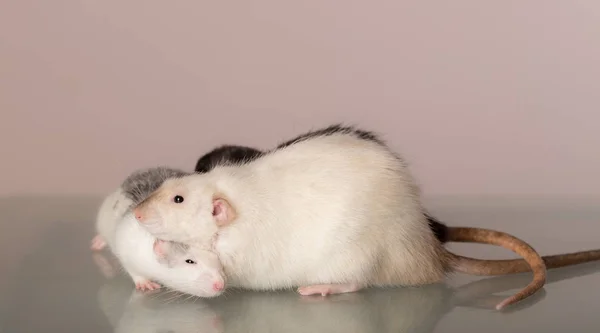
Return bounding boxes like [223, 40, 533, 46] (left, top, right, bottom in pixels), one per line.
[185, 259, 196, 264]
[173, 195, 184, 203]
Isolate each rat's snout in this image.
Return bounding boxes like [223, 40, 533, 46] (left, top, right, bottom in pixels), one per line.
[212, 280, 224, 292]
[133, 207, 146, 223]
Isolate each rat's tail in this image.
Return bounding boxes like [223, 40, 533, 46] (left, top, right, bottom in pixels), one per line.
[444, 226, 600, 310]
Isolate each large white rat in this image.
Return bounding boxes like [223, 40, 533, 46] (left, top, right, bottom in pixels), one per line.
[132, 124, 600, 310]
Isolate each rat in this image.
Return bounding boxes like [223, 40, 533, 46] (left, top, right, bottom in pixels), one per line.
[91, 166, 225, 295]
[132, 124, 600, 310]
[90, 144, 262, 293]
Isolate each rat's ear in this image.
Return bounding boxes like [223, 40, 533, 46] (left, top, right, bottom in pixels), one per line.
[212, 197, 236, 227]
[153, 239, 168, 258]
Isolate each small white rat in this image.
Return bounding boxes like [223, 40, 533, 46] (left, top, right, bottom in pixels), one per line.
[132, 124, 600, 310]
[91, 145, 263, 291]
[91, 167, 225, 296]
[114, 201, 226, 295]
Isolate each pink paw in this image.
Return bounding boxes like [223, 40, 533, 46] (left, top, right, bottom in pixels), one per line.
[135, 280, 161, 292]
[297, 283, 361, 296]
[90, 234, 107, 251]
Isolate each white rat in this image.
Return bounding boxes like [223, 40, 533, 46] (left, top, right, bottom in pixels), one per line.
[90, 145, 262, 292]
[91, 167, 226, 296]
[132, 124, 600, 310]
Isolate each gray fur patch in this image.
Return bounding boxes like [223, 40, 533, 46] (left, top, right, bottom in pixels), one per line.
[121, 166, 191, 206]
[158, 241, 191, 267]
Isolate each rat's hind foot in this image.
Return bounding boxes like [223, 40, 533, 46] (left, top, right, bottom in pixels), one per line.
[90, 234, 107, 251]
[297, 283, 362, 296]
[134, 278, 161, 292]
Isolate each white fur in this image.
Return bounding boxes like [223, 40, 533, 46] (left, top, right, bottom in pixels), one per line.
[95, 189, 225, 297]
[95, 189, 133, 251]
[138, 133, 447, 295]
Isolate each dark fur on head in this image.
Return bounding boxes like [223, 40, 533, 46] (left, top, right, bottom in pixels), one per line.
[121, 167, 191, 206]
[194, 145, 264, 173]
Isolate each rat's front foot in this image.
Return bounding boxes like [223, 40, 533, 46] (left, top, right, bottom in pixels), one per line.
[134, 278, 161, 292]
[297, 283, 362, 296]
[90, 234, 107, 251]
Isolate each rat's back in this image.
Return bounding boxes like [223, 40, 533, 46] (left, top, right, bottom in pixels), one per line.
[216, 131, 445, 289]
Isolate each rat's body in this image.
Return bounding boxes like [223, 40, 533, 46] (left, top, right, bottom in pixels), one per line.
[92, 167, 225, 295]
[134, 124, 600, 310]
[135, 128, 453, 292]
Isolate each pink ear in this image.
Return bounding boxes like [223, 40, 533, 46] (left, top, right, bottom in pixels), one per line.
[212, 198, 235, 227]
[153, 239, 166, 258]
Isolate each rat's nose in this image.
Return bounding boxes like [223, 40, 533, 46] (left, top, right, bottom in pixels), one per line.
[212, 280, 224, 292]
[133, 207, 145, 222]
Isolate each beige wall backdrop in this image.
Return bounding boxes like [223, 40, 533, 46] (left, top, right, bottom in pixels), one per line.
[1, 1, 598, 197]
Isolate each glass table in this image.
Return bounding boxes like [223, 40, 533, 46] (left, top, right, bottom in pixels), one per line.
[1, 195, 598, 332]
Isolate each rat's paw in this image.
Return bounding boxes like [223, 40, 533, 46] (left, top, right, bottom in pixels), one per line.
[90, 235, 107, 251]
[134, 279, 162, 292]
[297, 283, 361, 296]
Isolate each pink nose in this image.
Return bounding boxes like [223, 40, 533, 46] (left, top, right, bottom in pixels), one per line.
[213, 281, 224, 292]
[133, 208, 144, 222]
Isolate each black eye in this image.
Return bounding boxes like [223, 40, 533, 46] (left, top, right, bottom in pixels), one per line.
[185, 259, 196, 264]
[174, 195, 184, 203]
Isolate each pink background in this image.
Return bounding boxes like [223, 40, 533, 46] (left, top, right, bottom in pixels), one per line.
[1, 1, 598, 197]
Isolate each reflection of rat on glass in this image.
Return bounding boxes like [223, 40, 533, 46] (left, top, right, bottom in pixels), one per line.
[97, 274, 222, 333]
[94, 271, 452, 333]
[95, 259, 600, 333]
[132, 124, 600, 310]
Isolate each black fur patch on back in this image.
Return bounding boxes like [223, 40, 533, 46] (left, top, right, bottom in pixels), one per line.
[425, 213, 448, 243]
[194, 145, 264, 173]
[275, 124, 386, 149]
[121, 167, 191, 206]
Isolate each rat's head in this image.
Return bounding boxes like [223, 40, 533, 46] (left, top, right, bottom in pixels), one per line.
[132, 175, 237, 243]
[153, 239, 226, 298]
